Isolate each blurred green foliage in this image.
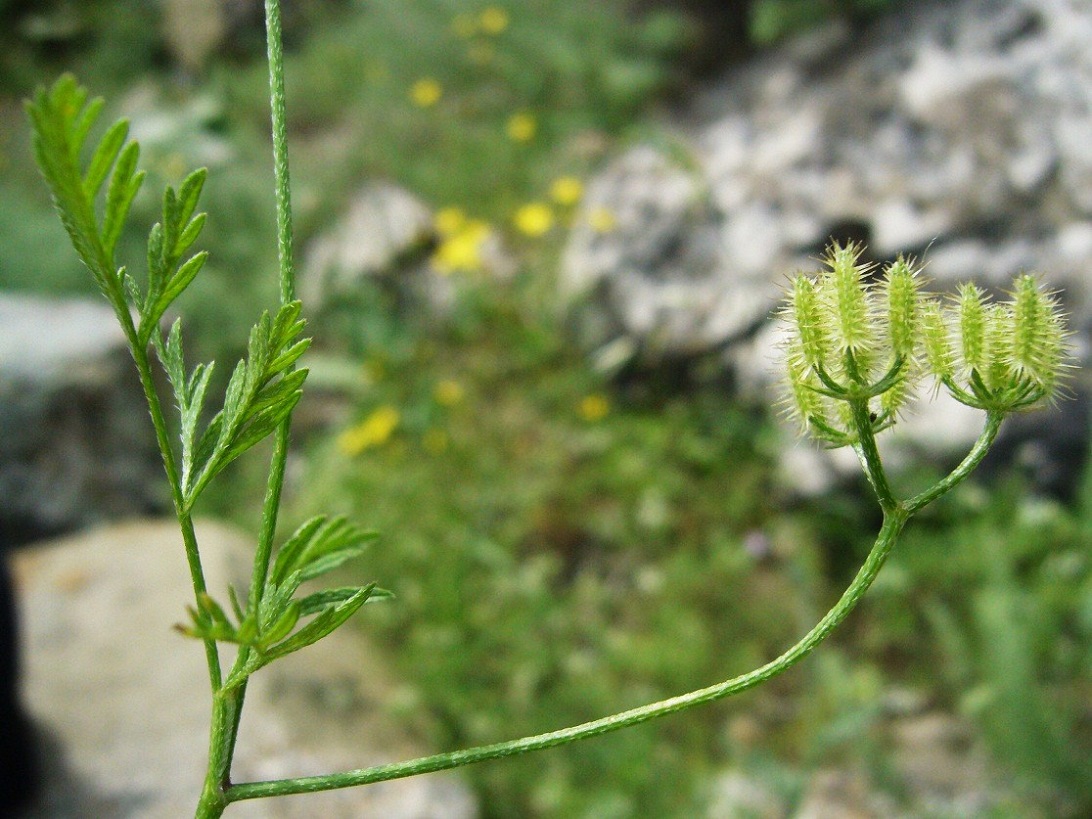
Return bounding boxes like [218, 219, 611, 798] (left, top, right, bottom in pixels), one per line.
[896, 478, 1092, 812]
[299, 295, 780, 815]
[750, 0, 898, 44]
[4, 1, 1089, 816]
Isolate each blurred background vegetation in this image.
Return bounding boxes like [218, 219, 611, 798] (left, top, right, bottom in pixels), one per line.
[2, 1, 1089, 816]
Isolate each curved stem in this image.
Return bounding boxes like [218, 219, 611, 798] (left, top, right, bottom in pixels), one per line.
[813, 360, 848, 396]
[905, 410, 1004, 514]
[223, 510, 909, 803]
[861, 356, 905, 399]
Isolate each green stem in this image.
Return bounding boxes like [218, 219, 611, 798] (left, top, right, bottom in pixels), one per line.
[223, 510, 909, 803]
[130, 326, 227, 816]
[194, 5, 299, 814]
[196, 690, 235, 819]
[219, 422, 293, 768]
[906, 411, 1004, 514]
[264, 0, 296, 305]
[849, 398, 898, 513]
[245, 0, 298, 612]
[126, 333, 222, 691]
[195, 785, 227, 819]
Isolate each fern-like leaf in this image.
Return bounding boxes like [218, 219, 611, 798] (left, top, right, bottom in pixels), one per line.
[138, 168, 209, 345]
[26, 74, 145, 303]
[179, 301, 312, 508]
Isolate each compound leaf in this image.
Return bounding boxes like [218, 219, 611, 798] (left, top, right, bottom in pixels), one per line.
[258, 586, 374, 665]
[181, 303, 310, 508]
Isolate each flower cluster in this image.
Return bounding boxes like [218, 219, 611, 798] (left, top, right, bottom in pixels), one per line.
[922, 275, 1069, 412]
[782, 243, 1069, 448]
[432, 207, 492, 274]
[512, 176, 585, 238]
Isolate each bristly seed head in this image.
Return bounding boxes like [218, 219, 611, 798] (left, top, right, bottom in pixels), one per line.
[957, 283, 988, 374]
[782, 242, 1073, 447]
[921, 301, 954, 388]
[981, 303, 1012, 394]
[825, 242, 874, 354]
[1009, 274, 1067, 392]
[884, 256, 920, 360]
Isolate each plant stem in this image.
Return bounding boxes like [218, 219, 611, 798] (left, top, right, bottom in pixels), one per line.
[246, 0, 298, 620]
[218, 424, 293, 767]
[130, 324, 228, 816]
[215, 409, 1004, 808]
[125, 333, 222, 691]
[906, 410, 1004, 514]
[223, 509, 909, 802]
[850, 398, 898, 514]
[194, 4, 299, 815]
[196, 690, 233, 819]
[264, 0, 296, 306]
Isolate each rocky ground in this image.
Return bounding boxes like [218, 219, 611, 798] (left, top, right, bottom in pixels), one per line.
[11, 520, 477, 818]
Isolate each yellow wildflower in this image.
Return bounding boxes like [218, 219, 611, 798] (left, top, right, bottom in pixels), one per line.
[337, 406, 400, 455]
[435, 206, 467, 237]
[579, 393, 610, 422]
[550, 176, 584, 207]
[432, 219, 490, 274]
[514, 202, 554, 237]
[410, 78, 442, 107]
[588, 206, 617, 234]
[506, 112, 536, 142]
[479, 7, 510, 34]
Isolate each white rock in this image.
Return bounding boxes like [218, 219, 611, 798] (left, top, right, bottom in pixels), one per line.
[14, 520, 477, 818]
[302, 183, 434, 308]
[0, 295, 163, 537]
